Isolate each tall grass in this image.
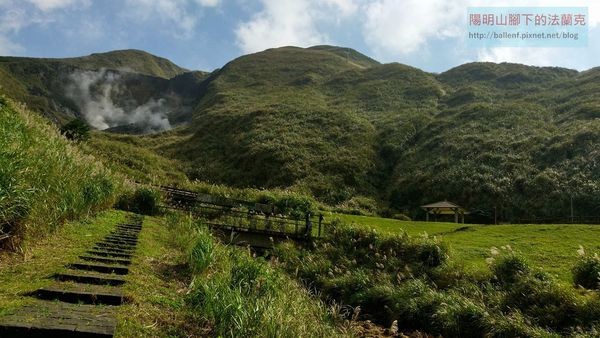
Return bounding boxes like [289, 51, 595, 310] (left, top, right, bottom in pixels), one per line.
[0, 96, 121, 248]
[273, 220, 600, 337]
[164, 213, 345, 337]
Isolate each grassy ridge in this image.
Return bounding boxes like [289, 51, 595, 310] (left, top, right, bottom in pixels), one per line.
[0, 96, 120, 247]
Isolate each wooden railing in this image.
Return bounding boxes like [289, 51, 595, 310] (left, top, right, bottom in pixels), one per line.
[158, 185, 326, 239]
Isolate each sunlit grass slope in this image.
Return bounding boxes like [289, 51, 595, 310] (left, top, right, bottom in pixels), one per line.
[0, 96, 121, 248]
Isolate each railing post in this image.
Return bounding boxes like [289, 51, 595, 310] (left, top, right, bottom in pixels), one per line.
[305, 212, 312, 237]
[318, 214, 323, 237]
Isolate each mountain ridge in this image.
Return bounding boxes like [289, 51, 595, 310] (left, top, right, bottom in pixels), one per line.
[1, 45, 598, 221]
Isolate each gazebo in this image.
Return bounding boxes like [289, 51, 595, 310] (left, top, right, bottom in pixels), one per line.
[421, 200, 467, 223]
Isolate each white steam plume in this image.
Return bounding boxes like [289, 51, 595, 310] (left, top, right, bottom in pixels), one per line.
[65, 69, 171, 132]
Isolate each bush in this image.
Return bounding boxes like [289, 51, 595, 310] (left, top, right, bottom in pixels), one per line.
[60, 118, 90, 142]
[489, 248, 530, 284]
[115, 187, 161, 215]
[503, 275, 578, 329]
[573, 253, 600, 290]
[391, 213, 411, 221]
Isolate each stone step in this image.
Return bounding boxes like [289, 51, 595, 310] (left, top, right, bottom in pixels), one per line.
[0, 301, 116, 337]
[86, 250, 132, 259]
[54, 270, 126, 286]
[68, 262, 129, 275]
[79, 255, 131, 266]
[29, 283, 126, 305]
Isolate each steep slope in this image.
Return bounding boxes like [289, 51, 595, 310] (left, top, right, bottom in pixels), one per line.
[164, 46, 441, 204]
[0, 96, 120, 247]
[389, 63, 599, 220]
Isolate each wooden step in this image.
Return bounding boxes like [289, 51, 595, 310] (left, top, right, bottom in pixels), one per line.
[0, 301, 116, 337]
[113, 226, 139, 231]
[108, 233, 138, 240]
[86, 250, 132, 259]
[100, 239, 137, 246]
[68, 262, 129, 275]
[104, 235, 137, 242]
[29, 283, 126, 305]
[96, 241, 136, 249]
[92, 245, 133, 253]
[79, 255, 131, 266]
[54, 271, 126, 286]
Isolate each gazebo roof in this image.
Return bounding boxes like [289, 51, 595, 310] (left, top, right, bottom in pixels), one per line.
[421, 200, 462, 209]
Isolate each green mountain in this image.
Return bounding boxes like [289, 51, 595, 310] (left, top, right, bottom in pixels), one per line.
[1, 46, 598, 222]
[0, 50, 206, 126]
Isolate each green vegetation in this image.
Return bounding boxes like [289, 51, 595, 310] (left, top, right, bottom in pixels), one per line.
[335, 213, 600, 281]
[2, 46, 598, 222]
[60, 118, 90, 141]
[0, 96, 120, 248]
[164, 212, 347, 337]
[115, 187, 162, 216]
[83, 131, 190, 185]
[572, 251, 600, 289]
[274, 221, 600, 337]
[62, 49, 188, 79]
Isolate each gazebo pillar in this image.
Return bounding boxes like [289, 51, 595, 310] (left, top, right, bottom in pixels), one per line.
[426, 212, 429, 222]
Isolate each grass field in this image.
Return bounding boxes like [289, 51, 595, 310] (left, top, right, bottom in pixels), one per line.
[333, 213, 600, 282]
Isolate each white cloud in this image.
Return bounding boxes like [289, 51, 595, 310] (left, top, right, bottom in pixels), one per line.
[26, 0, 89, 11]
[235, 0, 326, 54]
[196, 0, 220, 7]
[124, 0, 221, 39]
[363, 0, 465, 56]
[234, 0, 362, 54]
[360, 0, 600, 69]
[0, 34, 23, 55]
[323, 0, 359, 17]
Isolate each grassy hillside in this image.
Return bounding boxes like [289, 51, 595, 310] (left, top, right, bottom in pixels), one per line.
[163, 46, 440, 205]
[1, 46, 599, 222]
[0, 96, 121, 248]
[334, 214, 600, 281]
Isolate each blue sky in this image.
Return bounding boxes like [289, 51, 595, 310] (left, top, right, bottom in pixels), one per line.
[0, 0, 599, 73]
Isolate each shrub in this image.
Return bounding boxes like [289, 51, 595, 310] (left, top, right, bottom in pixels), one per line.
[503, 275, 578, 330]
[333, 196, 379, 216]
[391, 213, 411, 221]
[60, 118, 90, 142]
[487, 311, 561, 338]
[116, 187, 161, 215]
[489, 248, 530, 284]
[573, 253, 600, 290]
